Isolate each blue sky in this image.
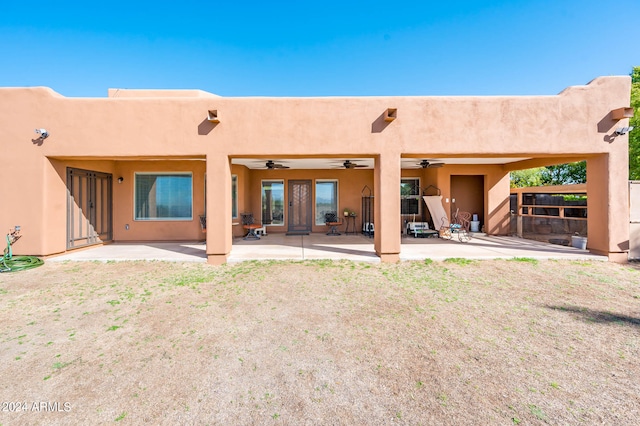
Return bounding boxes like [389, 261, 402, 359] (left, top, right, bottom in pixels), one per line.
[1, 1, 638, 97]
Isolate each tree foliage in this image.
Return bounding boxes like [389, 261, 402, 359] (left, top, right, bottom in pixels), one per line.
[540, 161, 586, 185]
[510, 162, 586, 188]
[510, 167, 544, 188]
[630, 66, 640, 180]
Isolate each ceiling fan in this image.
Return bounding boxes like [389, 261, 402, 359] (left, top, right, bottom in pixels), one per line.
[265, 160, 290, 169]
[340, 160, 367, 169]
[418, 159, 444, 168]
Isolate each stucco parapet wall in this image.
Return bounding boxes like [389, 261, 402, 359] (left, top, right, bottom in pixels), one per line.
[3, 75, 629, 100]
[107, 88, 221, 98]
[557, 75, 630, 95]
[0, 86, 65, 97]
[0, 76, 631, 159]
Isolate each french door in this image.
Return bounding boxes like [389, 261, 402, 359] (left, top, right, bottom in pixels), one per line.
[66, 168, 113, 249]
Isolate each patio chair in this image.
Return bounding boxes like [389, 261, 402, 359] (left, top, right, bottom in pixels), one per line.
[423, 197, 471, 242]
[240, 212, 262, 240]
[325, 212, 342, 236]
[199, 215, 207, 233]
[453, 209, 471, 232]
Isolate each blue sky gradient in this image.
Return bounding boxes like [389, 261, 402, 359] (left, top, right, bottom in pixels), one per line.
[1, 1, 638, 97]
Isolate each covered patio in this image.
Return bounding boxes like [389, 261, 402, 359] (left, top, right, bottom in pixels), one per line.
[48, 233, 607, 263]
[0, 78, 631, 264]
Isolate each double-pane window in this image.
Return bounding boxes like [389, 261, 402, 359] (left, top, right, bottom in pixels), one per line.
[261, 180, 284, 225]
[315, 180, 338, 225]
[401, 178, 420, 215]
[231, 175, 238, 219]
[135, 173, 193, 220]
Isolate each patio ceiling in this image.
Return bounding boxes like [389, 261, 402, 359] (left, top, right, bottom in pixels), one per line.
[231, 157, 533, 170]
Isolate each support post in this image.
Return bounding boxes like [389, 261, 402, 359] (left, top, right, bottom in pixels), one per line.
[517, 191, 523, 237]
[587, 153, 629, 261]
[374, 153, 401, 262]
[205, 155, 233, 265]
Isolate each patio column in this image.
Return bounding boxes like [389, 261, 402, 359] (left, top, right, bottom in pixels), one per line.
[374, 153, 401, 262]
[485, 171, 511, 235]
[205, 155, 233, 265]
[587, 152, 630, 262]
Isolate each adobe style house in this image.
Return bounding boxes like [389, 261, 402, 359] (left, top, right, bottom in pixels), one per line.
[0, 76, 633, 264]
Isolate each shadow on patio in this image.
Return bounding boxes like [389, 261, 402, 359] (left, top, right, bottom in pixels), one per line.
[229, 234, 379, 262]
[48, 234, 607, 263]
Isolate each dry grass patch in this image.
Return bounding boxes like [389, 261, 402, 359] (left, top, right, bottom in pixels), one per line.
[0, 259, 638, 424]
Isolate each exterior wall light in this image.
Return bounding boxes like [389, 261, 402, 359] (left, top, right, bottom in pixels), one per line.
[35, 128, 49, 139]
[117, 177, 124, 183]
[615, 126, 634, 136]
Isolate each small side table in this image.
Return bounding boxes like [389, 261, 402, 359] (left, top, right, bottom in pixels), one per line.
[243, 224, 261, 240]
[344, 215, 357, 235]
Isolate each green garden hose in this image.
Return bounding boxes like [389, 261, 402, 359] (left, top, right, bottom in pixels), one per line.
[0, 227, 44, 273]
[1, 255, 44, 273]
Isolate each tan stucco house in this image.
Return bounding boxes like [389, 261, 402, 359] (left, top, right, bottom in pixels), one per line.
[0, 76, 633, 264]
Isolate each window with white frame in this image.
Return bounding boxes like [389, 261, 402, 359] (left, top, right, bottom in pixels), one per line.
[400, 178, 420, 215]
[315, 180, 338, 225]
[135, 173, 193, 220]
[261, 180, 284, 225]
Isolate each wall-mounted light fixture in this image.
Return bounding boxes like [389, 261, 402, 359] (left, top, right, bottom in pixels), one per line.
[615, 126, 634, 136]
[34, 128, 49, 139]
[117, 177, 124, 184]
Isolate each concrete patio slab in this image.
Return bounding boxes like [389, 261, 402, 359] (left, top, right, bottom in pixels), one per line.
[229, 233, 380, 263]
[47, 233, 608, 263]
[48, 242, 208, 263]
[400, 234, 608, 261]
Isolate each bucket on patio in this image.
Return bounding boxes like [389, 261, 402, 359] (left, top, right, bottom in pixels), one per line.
[470, 221, 480, 232]
[571, 235, 587, 250]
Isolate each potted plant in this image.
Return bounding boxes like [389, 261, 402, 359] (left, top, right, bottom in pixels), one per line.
[343, 208, 351, 217]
